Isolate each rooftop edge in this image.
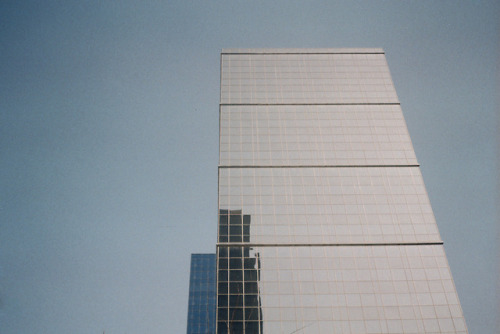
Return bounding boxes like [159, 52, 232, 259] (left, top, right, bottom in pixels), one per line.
[221, 48, 385, 54]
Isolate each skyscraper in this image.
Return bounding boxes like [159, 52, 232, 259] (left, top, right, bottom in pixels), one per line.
[187, 254, 217, 334]
[217, 49, 468, 333]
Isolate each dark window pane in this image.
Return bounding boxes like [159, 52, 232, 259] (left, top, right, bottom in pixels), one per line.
[219, 214, 228, 225]
[217, 308, 228, 320]
[218, 283, 228, 294]
[244, 258, 256, 268]
[218, 248, 228, 258]
[243, 248, 251, 257]
[229, 248, 242, 258]
[229, 215, 241, 225]
[245, 282, 258, 294]
[217, 322, 228, 334]
[245, 308, 259, 321]
[218, 270, 228, 281]
[243, 225, 250, 235]
[229, 295, 243, 307]
[219, 225, 228, 236]
[245, 321, 260, 334]
[229, 225, 242, 236]
[229, 235, 242, 242]
[244, 295, 259, 306]
[229, 270, 243, 281]
[244, 270, 257, 281]
[229, 282, 243, 294]
[218, 295, 228, 307]
[229, 258, 242, 269]
[228, 308, 244, 321]
[218, 259, 228, 269]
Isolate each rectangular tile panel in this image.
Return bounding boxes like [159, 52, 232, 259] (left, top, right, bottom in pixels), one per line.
[218, 167, 440, 244]
[221, 53, 398, 104]
[220, 104, 417, 166]
[217, 245, 467, 334]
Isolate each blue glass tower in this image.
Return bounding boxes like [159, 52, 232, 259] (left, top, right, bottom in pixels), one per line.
[187, 254, 216, 334]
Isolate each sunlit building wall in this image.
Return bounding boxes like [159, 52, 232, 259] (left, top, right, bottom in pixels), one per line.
[216, 48, 468, 333]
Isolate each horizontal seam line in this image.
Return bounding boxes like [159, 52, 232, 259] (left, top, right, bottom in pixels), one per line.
[218, 165, 420, 168]
[216, 242, 444, 247]
[221, 52, 385, 55]
[220, 103, 400, 106]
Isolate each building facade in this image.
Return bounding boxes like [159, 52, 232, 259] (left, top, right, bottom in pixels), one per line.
[187, 254, 217, 334]
[217, 49, 468, 333]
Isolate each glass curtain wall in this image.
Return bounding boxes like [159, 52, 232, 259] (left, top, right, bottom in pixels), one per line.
[217, 49, 468, 334]
[187, 254, 216, 334]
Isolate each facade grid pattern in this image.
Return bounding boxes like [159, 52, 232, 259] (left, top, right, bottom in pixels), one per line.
[187, 254, 217, 334]
[217, 49, 467, 334]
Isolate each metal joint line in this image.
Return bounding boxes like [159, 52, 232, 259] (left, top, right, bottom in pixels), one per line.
[221, 52, 385, 55]
[218, 164, 420, 168]
[216, 242, 444, 247]
[220, 103, 401, 106]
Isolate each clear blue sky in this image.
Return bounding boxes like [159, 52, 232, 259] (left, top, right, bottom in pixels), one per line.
[1, 1, 498, 333]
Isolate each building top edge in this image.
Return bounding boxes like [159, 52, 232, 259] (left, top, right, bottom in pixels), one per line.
[221, 48, 385, 54]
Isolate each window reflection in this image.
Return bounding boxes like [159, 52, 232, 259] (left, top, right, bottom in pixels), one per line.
[218, 210, 263, 333]
[219, 209, 251, 243]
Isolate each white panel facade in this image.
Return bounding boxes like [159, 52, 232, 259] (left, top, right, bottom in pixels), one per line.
[220, 104, 417, 166]
[221, 53, 398, 104]
[217, 49, 467, 334]
[219, 167, 440, 244]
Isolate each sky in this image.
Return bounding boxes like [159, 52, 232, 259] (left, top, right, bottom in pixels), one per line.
[0, 1, 498, 333]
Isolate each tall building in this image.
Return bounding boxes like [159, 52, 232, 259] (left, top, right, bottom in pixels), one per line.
[217, 48, 468, 333]
[187, 254, 216, 334]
